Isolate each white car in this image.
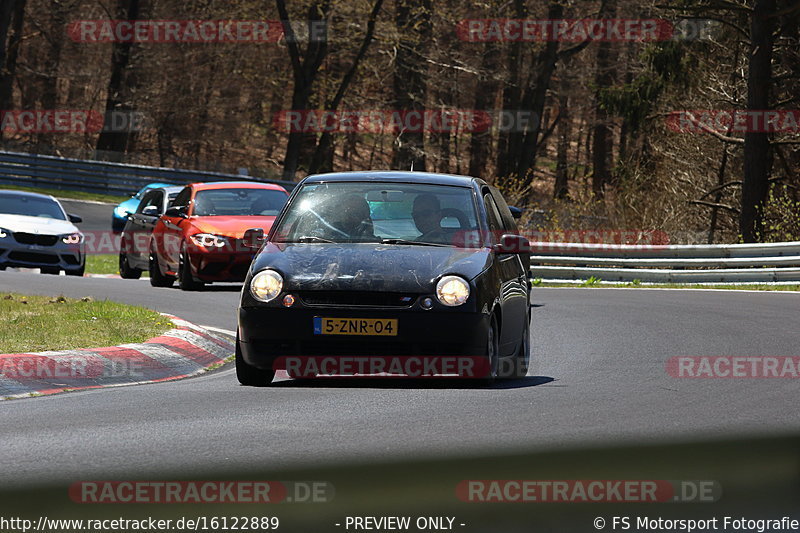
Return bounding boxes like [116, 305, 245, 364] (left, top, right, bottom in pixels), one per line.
[0, 190, 85, 276]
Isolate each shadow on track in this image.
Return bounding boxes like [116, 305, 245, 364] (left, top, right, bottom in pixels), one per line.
[269, 375, 555, 390]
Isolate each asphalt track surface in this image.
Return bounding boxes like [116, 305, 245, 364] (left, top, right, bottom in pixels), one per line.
[1, 268, 799, 489]
[1, 200, 799, 525]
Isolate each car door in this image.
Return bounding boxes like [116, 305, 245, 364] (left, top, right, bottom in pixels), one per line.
[156, 186, 191, 273]
[128, 190, 164, 267]
[483, 189, 527, 357]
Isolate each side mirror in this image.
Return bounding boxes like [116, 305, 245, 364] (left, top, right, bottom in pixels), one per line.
[67, 213, 82, 224]
[508, 206, 523, 220]
[141, 205, 160, 217]
[492, 234, 530, 254]
[242, 228, 265, 249]
[164, 206, 187, 218]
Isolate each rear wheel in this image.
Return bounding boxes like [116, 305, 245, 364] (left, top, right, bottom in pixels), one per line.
[235, 335, 275, 386]
[482, 315, 500, 384]
[119, 252, 142, 279]
[149, 249, 174, 287]
[178, 249, 204, 291]
[510, 312, 531, 378]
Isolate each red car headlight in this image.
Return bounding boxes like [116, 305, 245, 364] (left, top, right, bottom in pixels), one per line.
[190, 233, 228, 248]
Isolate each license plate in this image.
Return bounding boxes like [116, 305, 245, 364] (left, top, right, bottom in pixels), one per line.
[313, 317, 398, 336]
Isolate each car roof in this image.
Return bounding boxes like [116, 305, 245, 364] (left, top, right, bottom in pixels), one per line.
[0, 189, 59, 202]
[145, 186, 183, 195]
[302, 171, 483, 188]
[188, 181, 288, 192]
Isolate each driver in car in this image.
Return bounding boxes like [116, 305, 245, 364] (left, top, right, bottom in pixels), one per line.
[412, 193, 447, 243]
[332, 194, 375, 239]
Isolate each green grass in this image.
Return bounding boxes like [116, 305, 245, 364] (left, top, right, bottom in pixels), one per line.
[537, 281, 800, 291]
[0, 184, 127, 204]
[0, 293, 171, 353]
[86, 254, 148, 277]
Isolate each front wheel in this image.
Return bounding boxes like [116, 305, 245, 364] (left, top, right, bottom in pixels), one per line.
[149, 249, 174, 287]
[235, 335, 275, 386]
[178, 250, 204, 291]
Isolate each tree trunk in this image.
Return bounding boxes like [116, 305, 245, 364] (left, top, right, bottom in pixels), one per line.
[95, 0, 142, 157]
[0, 0, 26, 139]
[591, 0, 616, 199]
[739, 0, 777, 242]
[391, 0, 431, 171]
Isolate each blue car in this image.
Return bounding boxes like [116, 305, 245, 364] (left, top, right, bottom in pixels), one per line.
[112, 182, 174, 233]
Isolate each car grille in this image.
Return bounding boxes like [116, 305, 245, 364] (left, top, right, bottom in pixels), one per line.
[8, 251, 60, 264]
[298, 291, 418, 308]
[13, 233, 59, 246]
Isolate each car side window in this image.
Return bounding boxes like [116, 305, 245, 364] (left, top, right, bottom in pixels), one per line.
[172, 187, 191, 208]
[489, 186, 518, 233]
[136, 191, 162, 214]
[483, 193, 502, 230]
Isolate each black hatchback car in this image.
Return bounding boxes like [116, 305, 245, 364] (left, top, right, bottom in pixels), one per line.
[236, 171, 531, 385]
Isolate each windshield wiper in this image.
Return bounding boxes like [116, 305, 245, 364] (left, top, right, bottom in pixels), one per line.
[380, 238, 449, 247]
[293, 236, 336, 243]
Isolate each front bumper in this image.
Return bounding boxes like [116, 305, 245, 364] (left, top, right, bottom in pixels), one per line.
[188, 250, 257, 282]
[0, 237, 84, 271]
[238, 303, 489, 370]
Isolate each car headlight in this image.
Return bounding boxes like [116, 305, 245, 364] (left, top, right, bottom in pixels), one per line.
[190, 233, 228, 248]
[250, 269, 284, 303]
[115, 206, 129, 216]
[61, 233, 83, 244]
[0, 227, 8, 239]
[436, 275, 470, 306]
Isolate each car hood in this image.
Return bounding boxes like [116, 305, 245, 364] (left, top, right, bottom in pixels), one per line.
[0, 214, 79, 236]
[252, 243, 492, 292]
[115, 197, 138, 215]
[189, 216, 277, 239]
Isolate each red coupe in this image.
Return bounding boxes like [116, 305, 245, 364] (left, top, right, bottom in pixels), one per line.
[149, 181, 288, 290]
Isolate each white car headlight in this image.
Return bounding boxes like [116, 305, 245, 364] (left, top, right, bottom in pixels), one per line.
[436, 275, 470, 306]
[61, 233, 83, 244]
[190, 233, 228, 248]
[250, 269, 284, 302]
[0, 228, 8, 239]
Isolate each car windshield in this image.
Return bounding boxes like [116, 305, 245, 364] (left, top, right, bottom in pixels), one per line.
[272, 182, 480, 246]
[0, 194, 66, 220]
[193, 188, 287, 216]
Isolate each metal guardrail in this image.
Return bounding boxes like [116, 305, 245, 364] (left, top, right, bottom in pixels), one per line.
[530, 241, 800, 283]
[0, 150, 297, 197]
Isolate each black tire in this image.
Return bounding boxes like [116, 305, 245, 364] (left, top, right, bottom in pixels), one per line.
[178, 250, 204, 291]
[40, 267, 60, 275]
[235, 335, 275, 386]
[482, 315, 500, 384]
[65, 265, 85, 277]
[510, 312, 530, 378]
[149, 249, 174, 287]
[119, 253, 142, 279]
